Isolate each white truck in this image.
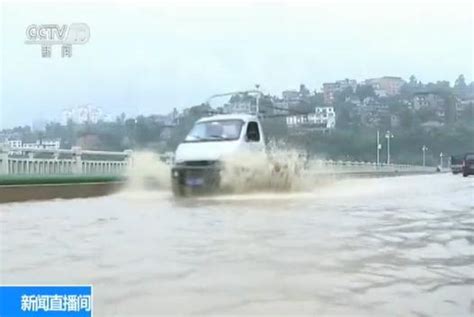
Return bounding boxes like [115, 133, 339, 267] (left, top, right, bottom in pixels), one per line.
[171, 113, 267, 196]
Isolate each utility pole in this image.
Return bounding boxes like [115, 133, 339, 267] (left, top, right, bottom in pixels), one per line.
[422, 145, 428, 166]
[385, 130, 394, 164]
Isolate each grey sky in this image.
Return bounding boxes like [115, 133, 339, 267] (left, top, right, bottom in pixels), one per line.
[1, 0, 472, 129]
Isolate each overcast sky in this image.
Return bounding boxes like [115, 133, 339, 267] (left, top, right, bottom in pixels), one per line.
[1, 0, 473, 129]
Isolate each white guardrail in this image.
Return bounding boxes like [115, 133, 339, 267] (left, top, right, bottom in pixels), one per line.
[0, 145, 435, 176]
[308, 159, 436, 174]
[0, 146, 132, 176]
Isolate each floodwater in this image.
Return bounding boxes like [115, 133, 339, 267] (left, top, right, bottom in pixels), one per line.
[0, 174, 473, 316]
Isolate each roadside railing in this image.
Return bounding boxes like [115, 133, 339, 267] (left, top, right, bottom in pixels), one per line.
[0, 145, 436, 177]
[310, 159, 436, 174]
[0, 146, 132, 176]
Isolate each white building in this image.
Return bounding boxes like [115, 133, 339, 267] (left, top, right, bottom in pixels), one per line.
[62, 105, 104, 125]
[271, 97, 290, 115]
[8, 139, 60, 150]
[37, 139, 61, 150]
[413, 92, 445, 110]
[286, 107, 336, 130]
[224, 100, 255, 114]
[315, 107, 336, 128]
[223, 94, 257, 114]
[8, 140, 22, 149]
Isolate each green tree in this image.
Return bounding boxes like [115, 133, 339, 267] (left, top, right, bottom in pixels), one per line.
[334, 102, 356, 129]
[308, 92, 324, 107]
[355, 84, 375, 101]
[299, 84, 310, 98]
[454, 74, 467, 97]
[334, 86, 354, 104]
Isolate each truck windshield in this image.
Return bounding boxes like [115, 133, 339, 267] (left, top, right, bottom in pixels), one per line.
[451, 155, 463, 164]
[185, 119, 244, 142]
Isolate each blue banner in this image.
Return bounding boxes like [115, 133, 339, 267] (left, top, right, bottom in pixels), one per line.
[0, 286, 92, 317]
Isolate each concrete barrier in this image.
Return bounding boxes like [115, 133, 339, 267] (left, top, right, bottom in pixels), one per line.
[0, 175, 126, 203]
[0, 182, 124, 203]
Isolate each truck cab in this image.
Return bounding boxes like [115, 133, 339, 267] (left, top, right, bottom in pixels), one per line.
[462, 152, 474, 177]
[171, 114, 265, 195]
[450, 154, 463, 174]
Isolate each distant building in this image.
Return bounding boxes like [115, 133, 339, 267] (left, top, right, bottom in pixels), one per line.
[345, 96, 362, 107]
[413, 92, 445, 110]
[322, 79, 357, 104]
[8, 139, 22, 149]
[458, 97, 474, 120]
[364, 76, 405, 96]
[280, 90, 301, 110]
[322, 83, 337, 105]
[270, 97, 290, 115]
[6, 138, 60, 154]
[358, 99, 389, 127]
[22, 139, 61, 150]
[315, 107, 336, 128]
[224, 94, 257, 114]
[61, 105, 105, 125]
[286, 106, 336, 132]
[372, 85, 388, 98]
[39, 139, 61, 150]
[282, 90, 300, 102]
[6, 139, 22, 155]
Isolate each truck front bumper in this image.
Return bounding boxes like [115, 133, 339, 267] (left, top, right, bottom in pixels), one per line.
[171, 163, 222, 195]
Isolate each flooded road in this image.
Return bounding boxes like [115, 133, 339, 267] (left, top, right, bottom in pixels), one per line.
[1, 174, 473, 316]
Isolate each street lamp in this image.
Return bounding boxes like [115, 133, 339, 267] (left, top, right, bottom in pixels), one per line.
[255, 84, 260, 114]
[385, 130, 394, 164]
[376, 130, 382, 165]
[421, 145, 428, 166]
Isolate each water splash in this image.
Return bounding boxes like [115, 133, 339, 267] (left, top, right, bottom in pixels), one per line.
[219, 140, 336, 193]
[121, 142, 344, 196]
[124, 151, 171, 191]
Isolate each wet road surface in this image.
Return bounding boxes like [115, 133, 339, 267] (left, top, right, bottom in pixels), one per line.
[1, 174, 473, 316]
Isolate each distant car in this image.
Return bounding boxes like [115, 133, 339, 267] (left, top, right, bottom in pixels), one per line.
[450, 154, 463, 174]
[462, 153, 474, 177]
